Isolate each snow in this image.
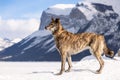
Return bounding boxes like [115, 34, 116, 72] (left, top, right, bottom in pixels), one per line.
[77, 1, 98, 20]
[45, 4, 75, 15]
[11, 38, 21, 43]
[49, 4, 75, 9]
[20, 30, 51, 47]
[22, 30, 52, 51]
[85, 0, 120, 15]
[47, 45, 55, 52]
[1, 56, 12, 60]
[0, 56, 120, 80]
[45, 0, 120, 20]
[0, 37, 21, 51]
[0, 38, 13, 51]
[27, 30, 51, 39]
[45, 3, 97, 20]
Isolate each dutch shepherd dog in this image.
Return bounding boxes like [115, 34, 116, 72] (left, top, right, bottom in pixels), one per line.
[45, 18, 114, 75]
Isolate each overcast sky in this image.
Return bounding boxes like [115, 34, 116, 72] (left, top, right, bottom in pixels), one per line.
[0, 0, 80, 39]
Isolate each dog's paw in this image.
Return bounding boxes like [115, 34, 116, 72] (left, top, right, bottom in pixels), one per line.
[65, 69, 71, 72]
[95, 70, 101, 74]
[55, 73, 62, 75]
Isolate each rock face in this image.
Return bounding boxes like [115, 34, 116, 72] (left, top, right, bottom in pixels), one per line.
[0, 2, 120, 61]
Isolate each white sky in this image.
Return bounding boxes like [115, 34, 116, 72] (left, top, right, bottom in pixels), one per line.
[0, 17, 39, 39]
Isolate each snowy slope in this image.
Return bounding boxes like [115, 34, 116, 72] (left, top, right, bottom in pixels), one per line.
[85, 0, 120, 15]
[0, 38, 21, 51]
[12, 38, 21, 43]
[46, 4, 75, 15]
[0, 56, 120, 80]
[76, 2, 98, 20]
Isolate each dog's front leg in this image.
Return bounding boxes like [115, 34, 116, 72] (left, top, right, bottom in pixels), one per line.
[57, 54, 66, 75]
[65, 56, 72, 72]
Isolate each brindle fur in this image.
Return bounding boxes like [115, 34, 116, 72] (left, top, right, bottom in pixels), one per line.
[45, 18, 114, 75]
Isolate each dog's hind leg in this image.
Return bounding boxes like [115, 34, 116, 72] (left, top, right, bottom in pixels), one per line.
[95, 53, 104, 74]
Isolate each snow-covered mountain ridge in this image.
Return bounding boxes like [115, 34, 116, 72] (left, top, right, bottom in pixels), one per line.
[46, 4, 75, 16]
[0, 1, 120, 61]
[0, 38, 21, 51]
[85, 0, 120, 16]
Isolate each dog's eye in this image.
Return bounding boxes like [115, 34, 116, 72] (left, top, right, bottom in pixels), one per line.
[51, 23, 54, 25]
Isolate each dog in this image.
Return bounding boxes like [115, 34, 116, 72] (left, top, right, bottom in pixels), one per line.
[45, 18, 114, 75]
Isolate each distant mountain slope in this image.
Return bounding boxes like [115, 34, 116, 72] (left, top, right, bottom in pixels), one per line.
[0, 1, 120, 61]
[0, 38, 21, 51]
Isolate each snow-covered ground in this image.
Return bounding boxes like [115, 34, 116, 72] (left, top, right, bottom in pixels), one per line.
[0, 56, 120, 80]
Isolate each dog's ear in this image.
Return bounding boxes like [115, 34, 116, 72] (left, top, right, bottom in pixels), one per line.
[51, 17, 54, 22]
[55, 18, 60, 23]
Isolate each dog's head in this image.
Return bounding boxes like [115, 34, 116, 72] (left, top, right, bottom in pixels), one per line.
[45, 18, 60, 33]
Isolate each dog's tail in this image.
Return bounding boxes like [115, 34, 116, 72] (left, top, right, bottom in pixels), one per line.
[103, 42, 114, 58]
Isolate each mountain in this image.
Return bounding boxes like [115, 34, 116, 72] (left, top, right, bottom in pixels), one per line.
[0, 1, 120, 61]
[85, 0, 120, 16]
[0, 38, 21, 51]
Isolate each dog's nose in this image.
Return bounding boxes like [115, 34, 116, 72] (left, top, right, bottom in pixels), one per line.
[45, 26, 47, 30]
